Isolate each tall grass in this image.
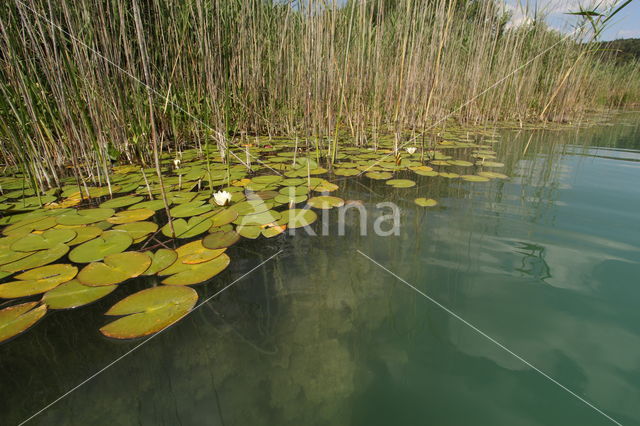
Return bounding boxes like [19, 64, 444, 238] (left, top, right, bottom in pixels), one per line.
[1, 0, 639, 190]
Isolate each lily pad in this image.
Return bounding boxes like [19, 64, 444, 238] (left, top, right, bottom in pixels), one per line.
[143, 249, 178, 275]
[169, 201, 212, 218]
[162, 254, 230, 286]
[161, 217, 212, 239]
[307, 196, 345, 210]
[11, 229, 76, 252]
[461, 175, 491, 182]
[57, 208, 115, 225]
[1, 243, 69, 273]
[107, 208, 155, 224]
[174, 240, 226, 265]
[67, 226, 103, 246]
[0, 264, 78, 298]
[478, 171, 509, 179]
[365, 171, 393, 180]
[236, 225, 261, 239]
[68, 230, 133, 263]
[386, 179, 416, 188]
[100, 286, 198, 339]
[210, 208, 239, 227]
[233, 210, 281, 226]
[99, 195, 144, 209]
[277, 209, 317, 229]
[203, 230, 240, 249]
[43, 279, 117, 310]
[77, 252, 151, 286]
[113, 221, 158, 242]
[0, 302, 47, 343]
[414, 198, 438, 207]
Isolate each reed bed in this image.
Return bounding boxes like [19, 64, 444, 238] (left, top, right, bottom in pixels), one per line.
[1, 0, 639, 191]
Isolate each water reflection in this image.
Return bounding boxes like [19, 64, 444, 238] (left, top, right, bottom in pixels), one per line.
[2, 112, 640, 425]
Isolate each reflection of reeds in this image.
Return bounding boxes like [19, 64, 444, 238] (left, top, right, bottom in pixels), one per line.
[1, 0, 639, 191]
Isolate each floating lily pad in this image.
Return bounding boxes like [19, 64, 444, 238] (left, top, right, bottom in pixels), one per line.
[236, 225, 261, 239]
[307, 196, 345, 209]
[174, 240, 226, 265]
[143, 249, 178, 275]
[162, 254, 230, 286]
[57, 208, 115, 225]
[169, 201, 212, 218]
[311, 180, 339, 192]
[278, 209, 317, 229]
[43, 279, 117, 310]
[107, 208, 155, 224]
[386, 179, 416, 188]
[68, 230, 133, 263]
[364, 171, 392, 180]
[0, 264, 78, 298]
[461, 175, 491, 182]
[203, 230, 240, 249]
[233, 210, 281, 226]
[447, 160, 474, 167]
[3, 215, 57, 236]
[262, 224, 287, 238]
[414, 198, 438, 207]
[1, 243, 69, 273]
[210, 208, 239, 227]
[67, 226, 103, 246]
[78, 252, 151, 286]
[478, 161, 504, 168]
[478, 171, 509, 179]
[129, 200, 167, 211]
[113, 221, 158, 242]
[99, 195, 144, 209]
[11, 228, 76, 252]
[161, 217, 212, 239]
[100, 286, 198, 339]
[0, 302, 47, 343]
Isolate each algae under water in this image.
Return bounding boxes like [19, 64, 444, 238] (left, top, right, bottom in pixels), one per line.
[1, 113, 640, 425]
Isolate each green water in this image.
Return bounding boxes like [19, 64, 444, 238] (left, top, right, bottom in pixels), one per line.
[2, 113, 640, 425]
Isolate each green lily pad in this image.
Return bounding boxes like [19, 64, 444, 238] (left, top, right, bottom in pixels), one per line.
[11, 229, 76, 252]
[1, 243, 69, 273]
[210, 208, 239, 227]
[461, 175, 491, 182]
[447, 160, 473, 167]
[100, 286, 198, 339]
[129, 199, 167, 211]
[113, 221, 158, 242]
[365, 171, 393, 180]
[334, 168, 359, 177]
[478, 161, 504, 168]
[68, 230, 133, 263]
[233, 210, 281, 226]
[236, 225, 261, 239]
[478, 171, 509, 179]
[278, 209, 317, 229]
[143, 249, 178, 275]
[231, 199, 270, 215]
[0, 302, 47, 343]
[439, 172, 459, 179]
[310, 180, 339, 192]
[413, 169, 438, 177]
[0, 249, 32, 267]
[99, 195, 144, 209]
[0, 264, 78, 298]
[169, 201, 212, 218]
[161, 217, 212, 239]
[78, 252, 151, 286]
[262, 224, 287, 238]
[43, 279, 117, 310]
[107, 208, 155, 224]
[66, 226, 103, 246]
[386, 179, 416, 188]
[274, 194, 308, 204]
[3, 215, 57, 236]
[307, 196, 345, 210]
[414, 198, 438, 207]
[174, 240, 226, 265]
[278, 186, 309, 196]
[162, 254, 230, 286]
[203, 230, 240, 249]
[57, 208, 115, 225]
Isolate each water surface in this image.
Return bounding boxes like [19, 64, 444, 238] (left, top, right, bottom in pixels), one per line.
[2, 113, 640, 426]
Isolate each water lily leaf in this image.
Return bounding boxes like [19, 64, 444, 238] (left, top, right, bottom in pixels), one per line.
[278, 209, 317, 228]
[43, 279, 116, 310]
[1, 243, 69, 273]
[69, 230, 133, 263]
[447, 160, 473, 167]
[162, 254, 230, 286]
[0, 302, 47, 343]
[210, 208, 239, 227]
[99, 195, 144, 209]
[57, 208, 115, 225]
[11, 229, 76, 252]
[307, 196, 345, 210]
[107, 208, 155, 224]
[278, 186, 309, 196]
[100, 286, 198, 339]
[236, 225, 261, 239]
[113, 221, 158, 241]
[3, 215, 57, 236]
[233, 210, 281, 226]
[478, 171, 509, 179]
[67, 226, 103, 246]
[365, 171, 393, 180]
[478, 161, 504, 168]
[129, 200, 167, 211]
[262, 224, 287, 238]
[415, 198, 438, 207]
[143, 249, 178, 275]
[161, 217, 212, 239]
[203, 230, 240, 249]
[252, 175, 282, 185]
[413, 169, 439, 177]
[169, 201, 212, 218]
[409, 165, 434, 172]
[78, 252, 151, 286]
[461, 175, 490, 182]
[439, 172, 459, 179]
[0, 249, 32, 267]
[334, 168, 359, 177]
[174, 240, 226, 265]
[0, 264, 78, 298]
[386, 179, 416, 188]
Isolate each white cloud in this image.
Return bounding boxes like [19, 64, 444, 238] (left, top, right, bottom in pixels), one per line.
[616, 29, 640, 39]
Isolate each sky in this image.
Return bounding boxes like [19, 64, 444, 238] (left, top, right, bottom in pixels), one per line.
[503, 0, 640, 40]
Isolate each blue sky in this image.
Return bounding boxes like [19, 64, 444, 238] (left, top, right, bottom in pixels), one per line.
[503, 0, 640, 40]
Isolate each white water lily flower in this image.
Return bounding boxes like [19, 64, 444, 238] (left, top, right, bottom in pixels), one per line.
[213, 190, 232, 206]
[173, 158, 181, 169]
[406, 147, 417, 154]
